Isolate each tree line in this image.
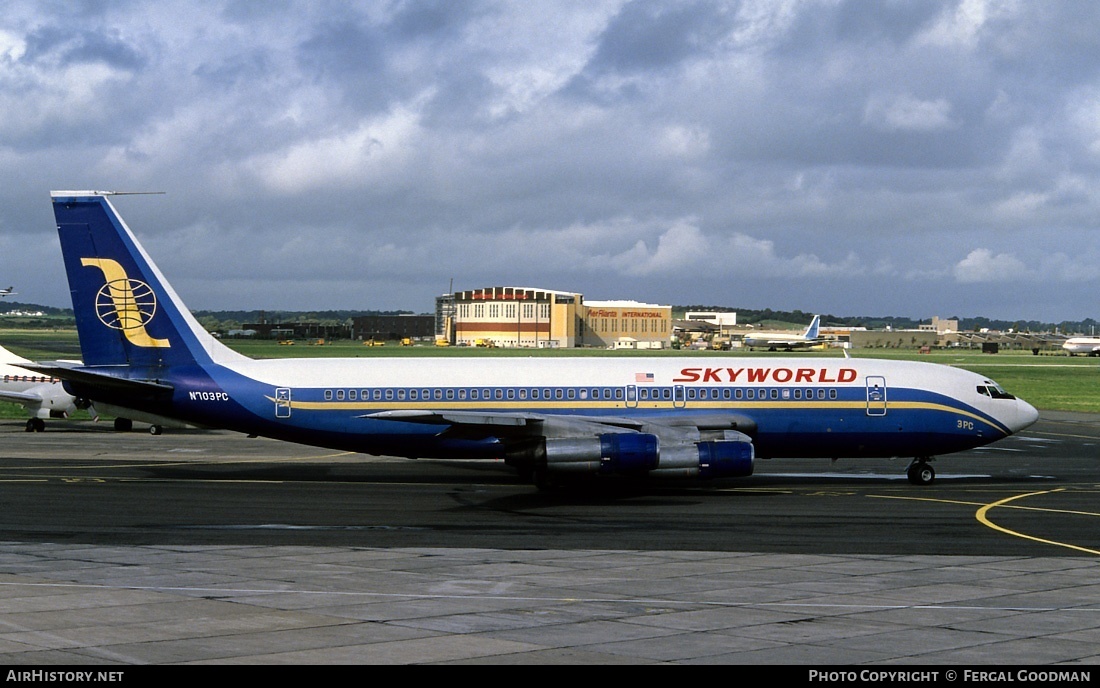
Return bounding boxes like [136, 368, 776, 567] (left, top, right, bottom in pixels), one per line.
[3, 300, 1098, 336]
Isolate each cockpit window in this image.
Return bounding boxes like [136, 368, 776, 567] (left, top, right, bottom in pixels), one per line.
[979, 382, 1015, 400]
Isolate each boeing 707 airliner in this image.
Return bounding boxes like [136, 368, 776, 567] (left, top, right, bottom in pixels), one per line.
[743, 314, 824, 351]
[33, 191, 1039, 486]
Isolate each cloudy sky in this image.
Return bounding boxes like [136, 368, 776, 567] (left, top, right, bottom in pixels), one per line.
[2, 1, 1099, 322]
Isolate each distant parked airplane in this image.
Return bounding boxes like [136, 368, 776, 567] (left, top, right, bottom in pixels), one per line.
[1062, 337, 1100, 356]
[0, 343, 91, 431]
[1, 342, 188, 434]
[743, 315, 824, 351]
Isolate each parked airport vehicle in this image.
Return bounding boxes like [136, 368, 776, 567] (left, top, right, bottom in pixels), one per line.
[33, 191, 1038, 486]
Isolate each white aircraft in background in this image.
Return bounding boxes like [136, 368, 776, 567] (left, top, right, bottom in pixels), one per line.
[0, 343, 93, 431]
[28, 191, 1040, 486]
[743, 315, 824, 351]
[1062, 337, 1100, 356]
[0, 286, 15, 297]
[1, 342, 186, 434]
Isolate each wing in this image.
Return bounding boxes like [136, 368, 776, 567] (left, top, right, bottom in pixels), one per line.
[0, 389, 44, 405]
[363, 409, 758, 479]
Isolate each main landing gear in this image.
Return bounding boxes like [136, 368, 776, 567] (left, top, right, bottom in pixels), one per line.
[25, 418, 45, 432]
[906, 458, 935, 486]
[111, 417, 163, 434]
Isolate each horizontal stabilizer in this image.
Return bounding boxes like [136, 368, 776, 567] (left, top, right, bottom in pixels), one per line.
[22, 362, 174, 396]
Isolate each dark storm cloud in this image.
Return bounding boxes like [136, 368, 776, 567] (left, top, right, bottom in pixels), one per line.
[21, 26, 147, 70]
[588, 0, 735, 74]
[2, 1, 1100, 322]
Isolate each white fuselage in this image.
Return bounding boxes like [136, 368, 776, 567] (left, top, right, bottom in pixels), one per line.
[0, 349, 78, 420]
[1063, 337, 1100, 356]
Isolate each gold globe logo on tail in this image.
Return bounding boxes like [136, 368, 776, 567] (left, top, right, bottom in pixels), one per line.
[82, 258, 170, 348]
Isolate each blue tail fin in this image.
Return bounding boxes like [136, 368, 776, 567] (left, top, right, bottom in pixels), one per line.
[51, 191, 246, 370]
[804, 315, 820, 340]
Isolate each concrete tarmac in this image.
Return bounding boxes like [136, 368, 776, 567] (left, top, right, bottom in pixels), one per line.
[2, 543, 1100, 665]
[1, 414, 1099, 665]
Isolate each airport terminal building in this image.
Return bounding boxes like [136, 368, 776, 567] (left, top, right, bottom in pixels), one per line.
[451, 286, 670, 349]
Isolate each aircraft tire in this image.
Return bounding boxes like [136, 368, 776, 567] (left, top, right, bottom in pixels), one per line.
[113, 418, 133, 432]
[149, 425, 163, 436]
[907, 462, 935, 486]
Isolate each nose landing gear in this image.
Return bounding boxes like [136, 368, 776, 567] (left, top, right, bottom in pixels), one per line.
[906, 458, 935, 485]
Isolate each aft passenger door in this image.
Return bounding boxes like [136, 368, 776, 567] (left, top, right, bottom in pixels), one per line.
[275, 387, 292, 418]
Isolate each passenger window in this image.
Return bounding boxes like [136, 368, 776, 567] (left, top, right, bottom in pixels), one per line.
[324, 390, 333, 401]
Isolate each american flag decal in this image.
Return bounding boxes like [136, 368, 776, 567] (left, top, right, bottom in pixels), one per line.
[635, 372, 654, 382]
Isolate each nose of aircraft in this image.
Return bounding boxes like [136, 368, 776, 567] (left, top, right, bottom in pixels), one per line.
[1011, 398, 1040, 433]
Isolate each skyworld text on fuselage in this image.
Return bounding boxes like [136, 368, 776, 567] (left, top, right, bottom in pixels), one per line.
[674, 367, 858, 384]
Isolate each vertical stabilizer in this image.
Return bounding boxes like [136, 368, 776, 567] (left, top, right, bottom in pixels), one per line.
[804, 315, 821, 340]
[50, 191, 247, 370]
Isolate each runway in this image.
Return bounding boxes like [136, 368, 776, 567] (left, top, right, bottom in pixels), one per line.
[0, 413, 1098, 664]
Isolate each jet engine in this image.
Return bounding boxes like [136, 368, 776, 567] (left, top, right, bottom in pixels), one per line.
[543, 433, 660, 474]
[516, 430, 754, 479]
[650, 431, 755, 479]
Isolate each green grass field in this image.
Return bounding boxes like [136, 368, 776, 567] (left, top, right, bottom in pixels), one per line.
[2, 330, 1096, 417]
